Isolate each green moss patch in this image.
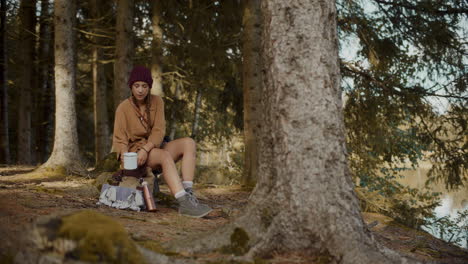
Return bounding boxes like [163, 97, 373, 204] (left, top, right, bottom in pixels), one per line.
[154, 192, 178, 208]
[2, 166, 69, 183]
[93, 153, 120, 174]
[137, 240, 179, 256]
[58, 210, 145, 263]
[260, 208, 276, 229]
[93, 172, 115, 191]
[221, 227, 250, 256]
[0, 252, 14, 264]
[30, 186, 65, 195]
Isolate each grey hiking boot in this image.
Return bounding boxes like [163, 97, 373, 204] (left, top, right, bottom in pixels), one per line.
[177, 193, 212, 218]
[185, 187, 194, 196]
[185, 187, 207, 200]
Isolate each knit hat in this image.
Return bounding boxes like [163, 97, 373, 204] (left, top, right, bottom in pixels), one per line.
[128, 66, 153, 88]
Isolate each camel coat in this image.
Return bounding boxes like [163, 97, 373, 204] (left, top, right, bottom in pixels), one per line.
[112, 95, 166, 156]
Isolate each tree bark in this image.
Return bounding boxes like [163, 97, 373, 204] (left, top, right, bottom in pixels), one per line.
[42, 0, 82, 170]
[168, 1, 412, 263]
[45, 34, 55, 161]
[0, 0, 9, 164]
[150, 0, 164, 96]
[191, 88, 202, 139]
[36, 0, 53, 163]
[241, 0, 262, 187]
[168, 83, 181, 140]
[17, 0, 36, 164]
[114, 0, 134, 110]
[91, 0, 110, 164]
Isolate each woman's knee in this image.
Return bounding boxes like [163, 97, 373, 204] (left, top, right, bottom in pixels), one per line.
[147, 149, 172, 167]
[181, 137, 196, 152]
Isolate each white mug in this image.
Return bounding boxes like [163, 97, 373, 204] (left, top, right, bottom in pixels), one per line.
[123, 152, 138, 170]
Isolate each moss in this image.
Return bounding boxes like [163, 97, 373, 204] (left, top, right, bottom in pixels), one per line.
[253, 258, 269, 264]
[137, 240, 180, 256]
[316, 255, 333, 264]
[240, 185, 255, 192]
[31, 186, 64, 195]
[58, 210, 145, 264]
[94, 173, 115, 191]
[94, 153, 120, 173]
[260, 208, 275, 229]
[119, 216, 146, 222]
[221, 227, 250, 256]
[315, 249, 334, 264]
[19, 166, 69, 183]
[46, 166, 67, 175]
[0, 252, 14, 264]
[205, 258, 268, 264]
[154, 192, 178, 208]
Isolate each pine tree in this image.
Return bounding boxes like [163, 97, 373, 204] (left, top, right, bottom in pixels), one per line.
[42, 0, 83, 171]
[167, 1, 410, 262]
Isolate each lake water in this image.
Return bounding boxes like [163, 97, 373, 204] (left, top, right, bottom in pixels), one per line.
[397, 159, 468, 248]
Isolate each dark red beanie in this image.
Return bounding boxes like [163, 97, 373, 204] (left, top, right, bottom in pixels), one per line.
[128, 66, 153, 88]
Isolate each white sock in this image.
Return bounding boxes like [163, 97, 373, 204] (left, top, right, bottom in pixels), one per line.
[182, 181, 193, 189]
[174, 190, 187, 199]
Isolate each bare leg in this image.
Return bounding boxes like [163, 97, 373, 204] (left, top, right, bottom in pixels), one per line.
[162, 137, 196, 182]
[147, 148, 184, 195]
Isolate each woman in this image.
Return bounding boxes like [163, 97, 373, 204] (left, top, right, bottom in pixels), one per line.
[112, 65, 212, 218]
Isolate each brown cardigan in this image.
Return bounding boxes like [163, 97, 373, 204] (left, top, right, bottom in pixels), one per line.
[112, 95, 166, 155]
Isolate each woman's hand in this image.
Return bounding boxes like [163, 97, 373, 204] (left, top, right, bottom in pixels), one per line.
[137, 149, 148, 166]
[119, 150, 128, 168]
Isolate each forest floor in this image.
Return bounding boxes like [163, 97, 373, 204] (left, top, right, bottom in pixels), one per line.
[0, 165, 467, 264]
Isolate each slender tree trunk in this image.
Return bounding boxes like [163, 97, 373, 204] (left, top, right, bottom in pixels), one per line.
[91, 0, 110, 164]
[36, 0, 52, 163]
[0, 0, 9, 164]
[150, 0, 163, 96]
[168, 1, 410, 263]
[114, 0, 134, 110]
[168, 83, 181, 140]
[42, 0, 82, 170]
[241, 0, 262, 187]
[191, 88, 202, 139]
[17, 0, 36, 164]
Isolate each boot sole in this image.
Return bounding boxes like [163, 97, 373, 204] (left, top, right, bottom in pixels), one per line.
[179, 208, 213, 218]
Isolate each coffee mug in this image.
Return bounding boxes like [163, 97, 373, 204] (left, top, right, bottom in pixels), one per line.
[123, 152, 138, 170]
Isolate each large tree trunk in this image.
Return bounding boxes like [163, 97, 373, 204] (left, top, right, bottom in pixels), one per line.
[241, 0, 262, 187]
[150, 0, 163, 96]
[0, 0, 9, 164]
[42, 0, 82, 170]
[17, 0, 36, 164]
[114, 0, 133, 110]
[168, 1, 410, 263]
[91, 0, 110, 164]
[36, 0, 53, 163]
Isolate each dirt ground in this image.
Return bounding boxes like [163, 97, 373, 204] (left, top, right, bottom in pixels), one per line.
[0, 166, 467, 264]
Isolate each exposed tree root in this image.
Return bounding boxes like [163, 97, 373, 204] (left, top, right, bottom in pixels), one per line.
[162, 198, 420, 264]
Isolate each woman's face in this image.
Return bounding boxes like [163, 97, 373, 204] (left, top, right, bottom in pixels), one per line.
[131, 81, 150, 102]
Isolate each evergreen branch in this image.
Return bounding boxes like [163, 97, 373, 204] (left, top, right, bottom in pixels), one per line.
[373, 1, 421, 49]
[373, 0, 468, 15]
[74, 28, 114, 39]
[423, 91, 468, 100]
[342, 62, 468, 100]
[374, 1, 468, 57]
